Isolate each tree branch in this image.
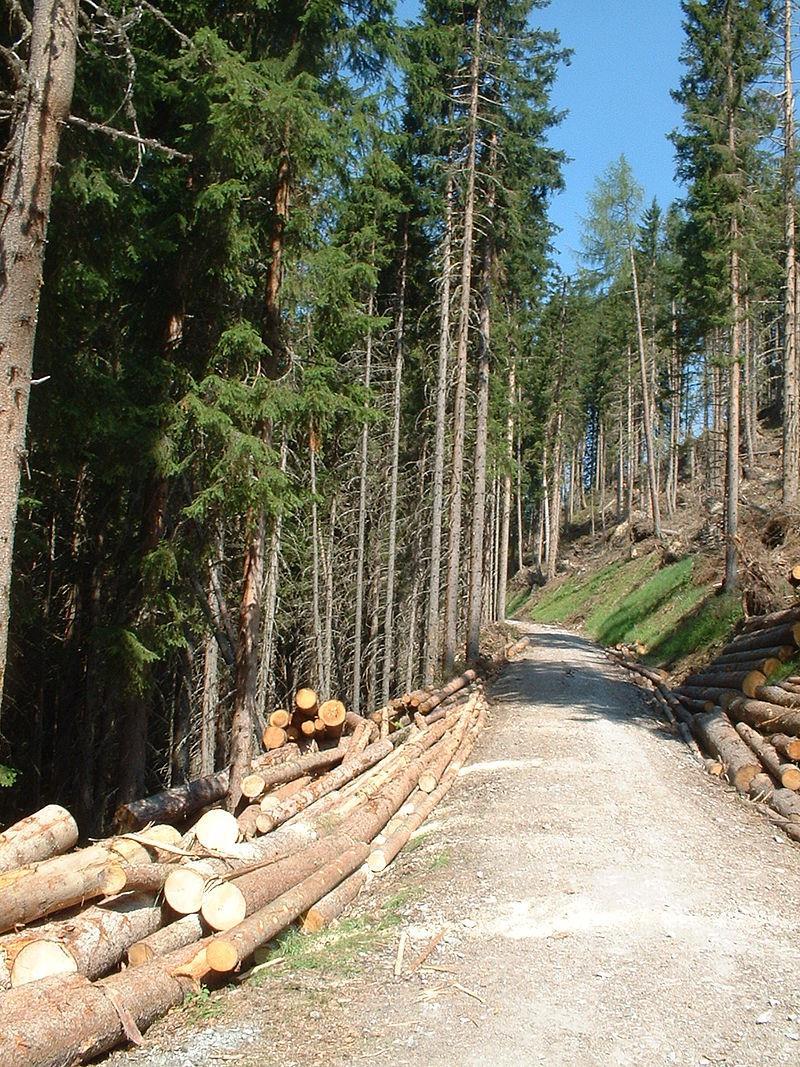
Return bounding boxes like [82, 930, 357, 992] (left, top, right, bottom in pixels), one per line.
[63, 114, 191, 160]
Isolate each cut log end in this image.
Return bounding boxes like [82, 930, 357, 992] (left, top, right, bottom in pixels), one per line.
[262, 726, 288, 751]
[192, 808, 240, 852]
[241, 774, 266, 799]
[164, 867, 207, 915]
[295, 688, 318, 716]
[269, 709, 292, 729]
[205, 939, 239, 973]
[201, 883, 247, 932]
[10, 940, 78, 987]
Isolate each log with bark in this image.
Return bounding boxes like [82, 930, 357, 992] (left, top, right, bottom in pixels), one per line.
[114, 771, 230, 832]
[0, 846, 127, 934]
[0, 892, 163, 989]
[0, 805, 79, 873]
[771, 733, 800, 760]
[690, 708, 761, 791]
[726, 696, 800, 736]
[679, 669, 765, 698]
[740, 604, 800, 633]
[300, 868, 369, 933]
[752, 684, 800, 709]
[711, 645, 795, 667]
[417, 669, 477, 715]
[719, 621, 800, 656]
[733, 722, 800, 789]
[294, 688, 318, 717]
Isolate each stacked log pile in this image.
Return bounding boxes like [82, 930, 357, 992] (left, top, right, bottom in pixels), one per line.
[610, 600, 800, 839]
[0, 664, 504, 1065]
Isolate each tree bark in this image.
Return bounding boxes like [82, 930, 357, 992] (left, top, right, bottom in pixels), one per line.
[784, 0, 799, 503]
[630, 248, 662, 539]
[443, 5, 481, 674]
[352, 291, 375, 711]
[0, 0, 78, 709]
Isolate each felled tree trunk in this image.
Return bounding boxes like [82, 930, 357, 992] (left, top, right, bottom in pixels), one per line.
[734, 722, 800, 789]
[114, 770, 230, 832]
[691, 708, 761, 791]
[0, 805, 78, 872]
[0, 893, 162, 989]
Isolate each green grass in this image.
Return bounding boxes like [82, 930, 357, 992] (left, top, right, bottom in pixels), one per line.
[247, 891, 411, 982]
[516, 550, 744, 670]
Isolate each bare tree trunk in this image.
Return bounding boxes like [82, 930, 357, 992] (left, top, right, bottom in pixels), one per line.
[309, 430, 325, 690]
[497, 362, 515, 620]
[724, 22, 741, 593]
[0, 0, 78, 709]
[742, 303, 756, 475]
[626, 351, 634, 518]
[515, 393, 524, 570]
[784, 0, 799, 503]
[322, 494, 336, 695]
[381, 223, 408, 704]
[227, 510, 265, 810]
[255, 435, 288, 724]
[630, 248, 662, 538]
[466, 129, 496, 662]
[547, 410, 563, 581]
[423, 176, 453, 684]
[352, 294, 374, 712]
[542, 444, 550, 571]
[443, 6, 481, 673]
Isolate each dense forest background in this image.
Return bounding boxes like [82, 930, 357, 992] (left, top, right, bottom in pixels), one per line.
[0, 0, 797, 831]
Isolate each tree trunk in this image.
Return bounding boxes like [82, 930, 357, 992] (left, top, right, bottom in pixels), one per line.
[443, 6, 481, 674]
[382, 222, 408, 703]
[466, 132, 497, 661]
[497, 362, 515, 621]
[0, 805, 78, 872]
[227, 510, 265, 811]
[423, 176, 453, 684]
[352, 292, 375, 711]
[0, 0, 78, 709]
[784, 0, 799, 503]
[630, 248, 662, 538]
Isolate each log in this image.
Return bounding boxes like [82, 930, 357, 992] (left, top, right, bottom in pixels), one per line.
[254, 740, 393, 834]
[368, 709, 482, 873]
[711, 645, 795, 667]
[680, 670, 765, 698]
[127, 913, 204, 967]
[344, 711, 377, 740]
[252, 745, 347, 791]
[673, 684, 741, 708]
[752, 685, 800, 709]
[190, 809, 239, 852]
[733, 722, 800, 789]
[770, 733, 800, 761]
[236, 805, 262, 840]
[507, 635, 530, 658]
[740, 605, 800, 633]
[258, 776, 313, 812]
[748, 773, 775, 802]
[241, 773, 267, 799]
[200, 882, 247, 931]
[203, 843, 370, 974]
[790, 564, 800, 588]
[119, 864, 175, 894]
[0, 805, 79, 873]
[691, 708, 761, 792]
[418, 669, 477, 715]
[0, 847, 127, 934]
[727, 697, 800, 736]
[114, 770, 229, 832]
[251, 742, 300, 770]
[301, 868, 368, 933]
[720, 621, 800, 656]
[269, 709, 292, 729]
[261, 725, 288, 750]
[299, 719, 316, 738]
[319, 699, 346, 730]
[703, 657, 782, 678]
[0, 893, 162, 989]
[164, 864, 214, 915]
[294, 688, 318, 717]
[770, 787, 800, 820]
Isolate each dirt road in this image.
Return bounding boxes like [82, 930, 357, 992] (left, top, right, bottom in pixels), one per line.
[114, 626, 800, 1067]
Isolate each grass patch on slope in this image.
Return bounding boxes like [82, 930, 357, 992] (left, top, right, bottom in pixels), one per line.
[518, 550, 743, 670]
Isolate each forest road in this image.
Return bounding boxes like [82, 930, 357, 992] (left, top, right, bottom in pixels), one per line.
[113, 625, 800, 1067]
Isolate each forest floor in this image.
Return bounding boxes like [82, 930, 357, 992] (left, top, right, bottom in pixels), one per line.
[111, 626, 800, 1067]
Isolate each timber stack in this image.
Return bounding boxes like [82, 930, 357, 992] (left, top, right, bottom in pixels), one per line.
[610, 600, 800, 840]
[0, 663, 501, 1066]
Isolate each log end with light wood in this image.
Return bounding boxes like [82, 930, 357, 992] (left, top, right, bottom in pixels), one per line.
[201, 882, 247, 932]
[164, 867, 208, 915]
[269, 709, 292, 729]
[295, 688, 318, 716]
[9, 940, 78, 987]
[241, 773, 266, 799]
[262, 725, 288, 750]
[192, 808, 240, 852]
[319, 699, 346, 729]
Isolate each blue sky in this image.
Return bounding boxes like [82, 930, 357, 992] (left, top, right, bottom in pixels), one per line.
[397, 0, 687, 272]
